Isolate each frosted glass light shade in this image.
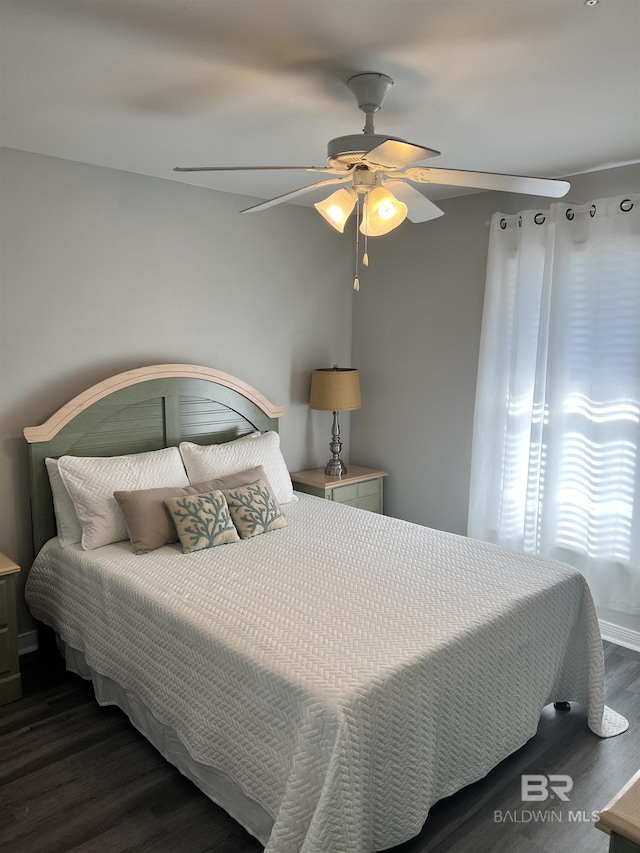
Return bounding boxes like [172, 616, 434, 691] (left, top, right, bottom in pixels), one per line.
[360, 186, 408, 236]
[314, 188, 357, 232]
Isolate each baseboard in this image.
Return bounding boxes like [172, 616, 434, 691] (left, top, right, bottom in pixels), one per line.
[599, 619, 640, 654]
[18, 630, 39, 656]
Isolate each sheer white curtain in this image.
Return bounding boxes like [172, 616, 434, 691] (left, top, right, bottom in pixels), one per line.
[468, 194, 640, 615]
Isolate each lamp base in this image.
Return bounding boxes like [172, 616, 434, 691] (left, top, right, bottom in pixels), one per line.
[325, 458, 347, 477]
[325, 410, 347, 477]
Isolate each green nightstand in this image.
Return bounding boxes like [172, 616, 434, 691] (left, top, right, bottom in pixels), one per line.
[0, 553, 21, 704]
[291, 466, 388, 514]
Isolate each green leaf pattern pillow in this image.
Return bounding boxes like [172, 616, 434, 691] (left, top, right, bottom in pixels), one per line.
[223, 479, 287, 539]
[164, 489, 239, 553]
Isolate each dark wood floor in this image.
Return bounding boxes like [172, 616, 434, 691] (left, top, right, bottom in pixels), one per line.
[1, 642, 638, 853]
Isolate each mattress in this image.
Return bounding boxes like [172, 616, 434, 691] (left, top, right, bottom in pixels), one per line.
[25, 492, 627, 853]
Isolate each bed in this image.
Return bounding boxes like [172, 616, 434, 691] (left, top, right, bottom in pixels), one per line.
[23, 364, 628, 853]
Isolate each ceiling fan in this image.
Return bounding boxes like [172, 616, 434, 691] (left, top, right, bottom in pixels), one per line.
[174, 72, 570, 233]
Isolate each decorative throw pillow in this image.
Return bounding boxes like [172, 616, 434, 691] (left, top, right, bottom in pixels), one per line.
[115, 484, 194, 554]
[115, 465, 278, 554]
[164, 489, 239, 553]
[222, 479, 288, 540]
[179, 431, 297, 504]
[190, 465, 280, 507]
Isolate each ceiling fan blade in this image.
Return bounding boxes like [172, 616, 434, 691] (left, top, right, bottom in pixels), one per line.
[399, 167, 570, 198]
[385, 181, 444, 223]
[362, 140, 440, 170]
[174, 165, 344, 174]
[240, 176, 353, 214]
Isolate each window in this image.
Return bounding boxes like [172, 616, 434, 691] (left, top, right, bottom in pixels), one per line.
[468, 195, 640, 615]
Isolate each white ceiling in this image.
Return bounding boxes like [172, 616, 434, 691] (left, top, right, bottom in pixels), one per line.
[1, 0, 639, 207]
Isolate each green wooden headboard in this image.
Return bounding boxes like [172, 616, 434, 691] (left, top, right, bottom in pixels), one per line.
[23, 364, 284, 554]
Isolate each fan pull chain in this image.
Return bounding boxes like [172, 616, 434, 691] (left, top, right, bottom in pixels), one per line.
[362, 194, 370, 267]
[353, 195, 360, 291]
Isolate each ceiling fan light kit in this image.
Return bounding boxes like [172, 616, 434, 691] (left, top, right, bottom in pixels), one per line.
[314, 187, 357, 232]
[360, 186, 408, 236]
[174, 71, 570, 290]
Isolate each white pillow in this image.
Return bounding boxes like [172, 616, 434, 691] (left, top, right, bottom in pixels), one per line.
[58, 447, 189, 550]
[45, 458, 83, 548]
[179, 432, 297, 504]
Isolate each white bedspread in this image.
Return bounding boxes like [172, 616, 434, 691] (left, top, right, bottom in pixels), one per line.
[26, 493, 627, 852]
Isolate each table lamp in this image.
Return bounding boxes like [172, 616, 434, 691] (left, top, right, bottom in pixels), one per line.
[309, 366, 361, 476]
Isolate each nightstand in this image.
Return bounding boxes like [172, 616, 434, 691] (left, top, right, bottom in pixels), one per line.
[0, 553, 22, 704]
[596, 770, 640, 853]
[291, 466, 388, 514]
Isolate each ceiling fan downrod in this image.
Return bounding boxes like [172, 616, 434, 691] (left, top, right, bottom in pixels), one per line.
[347, 72, 394, 135]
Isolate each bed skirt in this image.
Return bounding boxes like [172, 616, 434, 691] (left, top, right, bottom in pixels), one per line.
[59, 636, 274, 846]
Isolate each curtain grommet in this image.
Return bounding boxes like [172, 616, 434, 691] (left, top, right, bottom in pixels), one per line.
[620, 199, 633, 212]
[589, 204, 596, 217]
[534, 213, 546, 225]
[566, 209, 575, 221]
[500, 218, 507, 230]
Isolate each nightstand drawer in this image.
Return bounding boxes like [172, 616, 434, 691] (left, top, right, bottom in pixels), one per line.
[358, 479, 379, 498]
[358, 494, 381, 513]
[333, 480, 381, 512]
[333, 484, 358, 503]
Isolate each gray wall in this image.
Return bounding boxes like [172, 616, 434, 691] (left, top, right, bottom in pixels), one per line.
[351, 163, 640, 536]
[0, 147, 353, 633]
[2, 149, 637, 637]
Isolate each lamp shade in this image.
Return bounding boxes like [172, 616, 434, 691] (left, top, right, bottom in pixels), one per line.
[314, 188, 357, 232]
[309, 367, 361, 412]
[360, 186, 408, 236]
